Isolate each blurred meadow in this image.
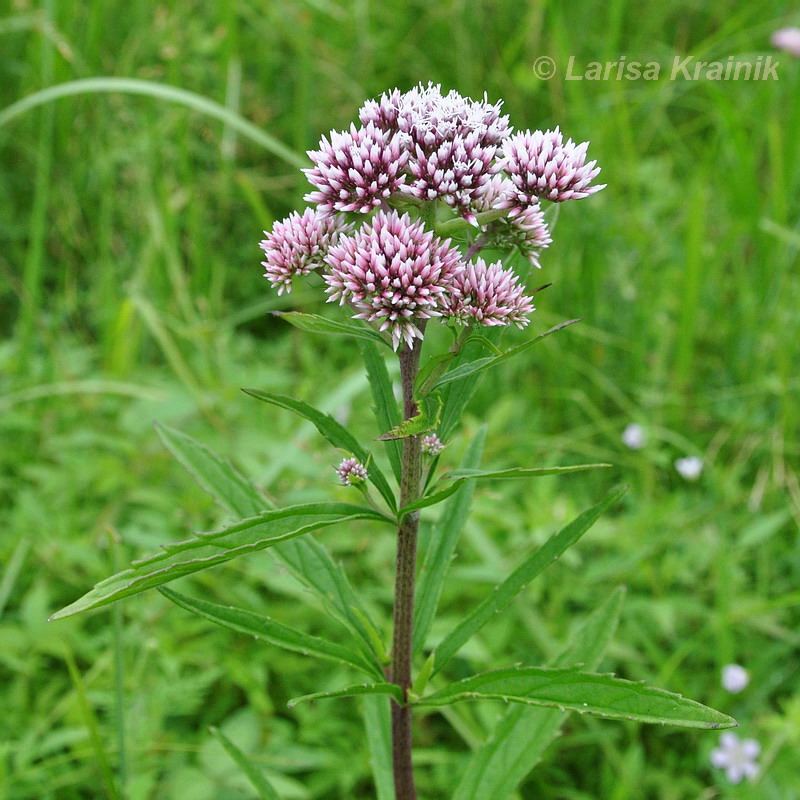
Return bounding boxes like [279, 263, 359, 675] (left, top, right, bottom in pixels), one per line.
[1, 0, 800, 798]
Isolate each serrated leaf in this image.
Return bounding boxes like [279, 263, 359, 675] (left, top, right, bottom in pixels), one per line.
[242, 389, 397, 513]
[287, 682, 403, 709]
[400, 463, 611, 516]
[430, 486, 628, 676]
[359, 696, 394, 800]
[359, 341, 402, 484]
[152, 425, 384, 664]
[413, 427, 487, 655]
[159, 587, 383, 680]
[210, 726, 282, 800]
[156, 421, 272, 517]
[51, 503, 388, 619]
[276, 311, 389, 346]
[453, 587, 626, 800]
[433, 319, 580, 390]
[376, 393, 442, 441]
[417, 665, 737, 729]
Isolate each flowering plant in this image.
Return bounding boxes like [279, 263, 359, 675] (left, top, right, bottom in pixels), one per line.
[52, 84, 735, 799]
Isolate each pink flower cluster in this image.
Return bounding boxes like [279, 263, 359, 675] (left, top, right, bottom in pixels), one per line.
[258, 83, 605, 348]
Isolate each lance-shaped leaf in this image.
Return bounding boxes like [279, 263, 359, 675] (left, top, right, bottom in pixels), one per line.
[416, 665, 737, 729]
[159, 587, 383, 680]
[275, 311, 389, 347]
[287, 682, 403, 709]
[413, 426, 487, 655]
[400, 463, 611, 516]
[359, 696, 394, 800]
[156, 421, 273, 517]
[50, 503, 389, 619]
[154, 425, 384, 663]
[210, 727, 282, 800]
[429, 486, 627, 676]
[453, 587, 626, 800]
[359, 341, 402, 483]
[242, 390, 397, 512]
[433, 319, 580, 390]
[376, 393, 442, 441]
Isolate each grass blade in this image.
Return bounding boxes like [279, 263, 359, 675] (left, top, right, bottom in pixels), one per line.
[210, 726, 281, 800]
[413, 426, 487, 655]
[360, 696, 394, 800]
[452, 587, 626, 800]
[0, 77, 307, 168]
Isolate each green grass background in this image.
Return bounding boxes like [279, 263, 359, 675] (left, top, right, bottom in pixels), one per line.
[1, 0, 799, 798]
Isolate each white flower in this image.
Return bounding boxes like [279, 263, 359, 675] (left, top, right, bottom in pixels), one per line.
[710, 733, 760, 784]
[621, 423, 646, 450]
[771, 27, 800, 57]
[675, 455, 703, 480]
[722, 664, 749, 694]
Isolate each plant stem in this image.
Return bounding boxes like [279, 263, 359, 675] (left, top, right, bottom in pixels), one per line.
[390, 334, 425, 800]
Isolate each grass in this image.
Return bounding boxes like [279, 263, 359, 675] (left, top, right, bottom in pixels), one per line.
[1, 0, 800, 798]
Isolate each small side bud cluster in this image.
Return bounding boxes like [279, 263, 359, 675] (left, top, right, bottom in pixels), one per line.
[335, 457, 368, 486]
[258, 83, 604, 349]
[421, 434, 444, 456]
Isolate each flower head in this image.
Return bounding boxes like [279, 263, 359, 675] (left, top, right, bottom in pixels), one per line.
[675, 455, 703, 481]
[622, 423, 647, 450]
[303, 122, 408, 214]
[324, 210, 464, 349]
[721, 664, 749, 694]
[260, 209, 348, 294]
[499, 128, 605, 209]
[444, 257, 534, 328]
[335, 457, 368, 486]
[710, 733, 760, 784]
[421, 434, 445, 456]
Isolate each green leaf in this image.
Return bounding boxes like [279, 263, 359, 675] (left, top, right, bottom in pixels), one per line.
[429, 486, 628, 676]
[153, 425, 384, 664]
[413, 426, 487, 656]
[51, 503, 388, 619]
[242, 390, 397, 513]
[417, 665, 737, 729]
[158, 587, 383, 680]
[401, 463, 612, 516]
[376, 393, 442, 441]
[453, 587, 626, 800]
[433, 319, 580, 390]
[359, 697, 394, 800]
[155, 422, 272, 518]
[287, 682, 403, 709]
[210, 726, 282, 800]
[415, 351, 458, 397]
[276, 312, 389, 346]
[359, 341, 402, 484]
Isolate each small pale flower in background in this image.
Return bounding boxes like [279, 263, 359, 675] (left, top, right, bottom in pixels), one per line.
[771, 26, 800, 57]
[622, 423, 646, 450]
[335, 457, 368, 486]
[675, 455, 703, 481]
[421, 434, 445, 456]
[710, 733, 760, 784]
[260, 210, 347, 294]
[722, 664, 749, 694]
